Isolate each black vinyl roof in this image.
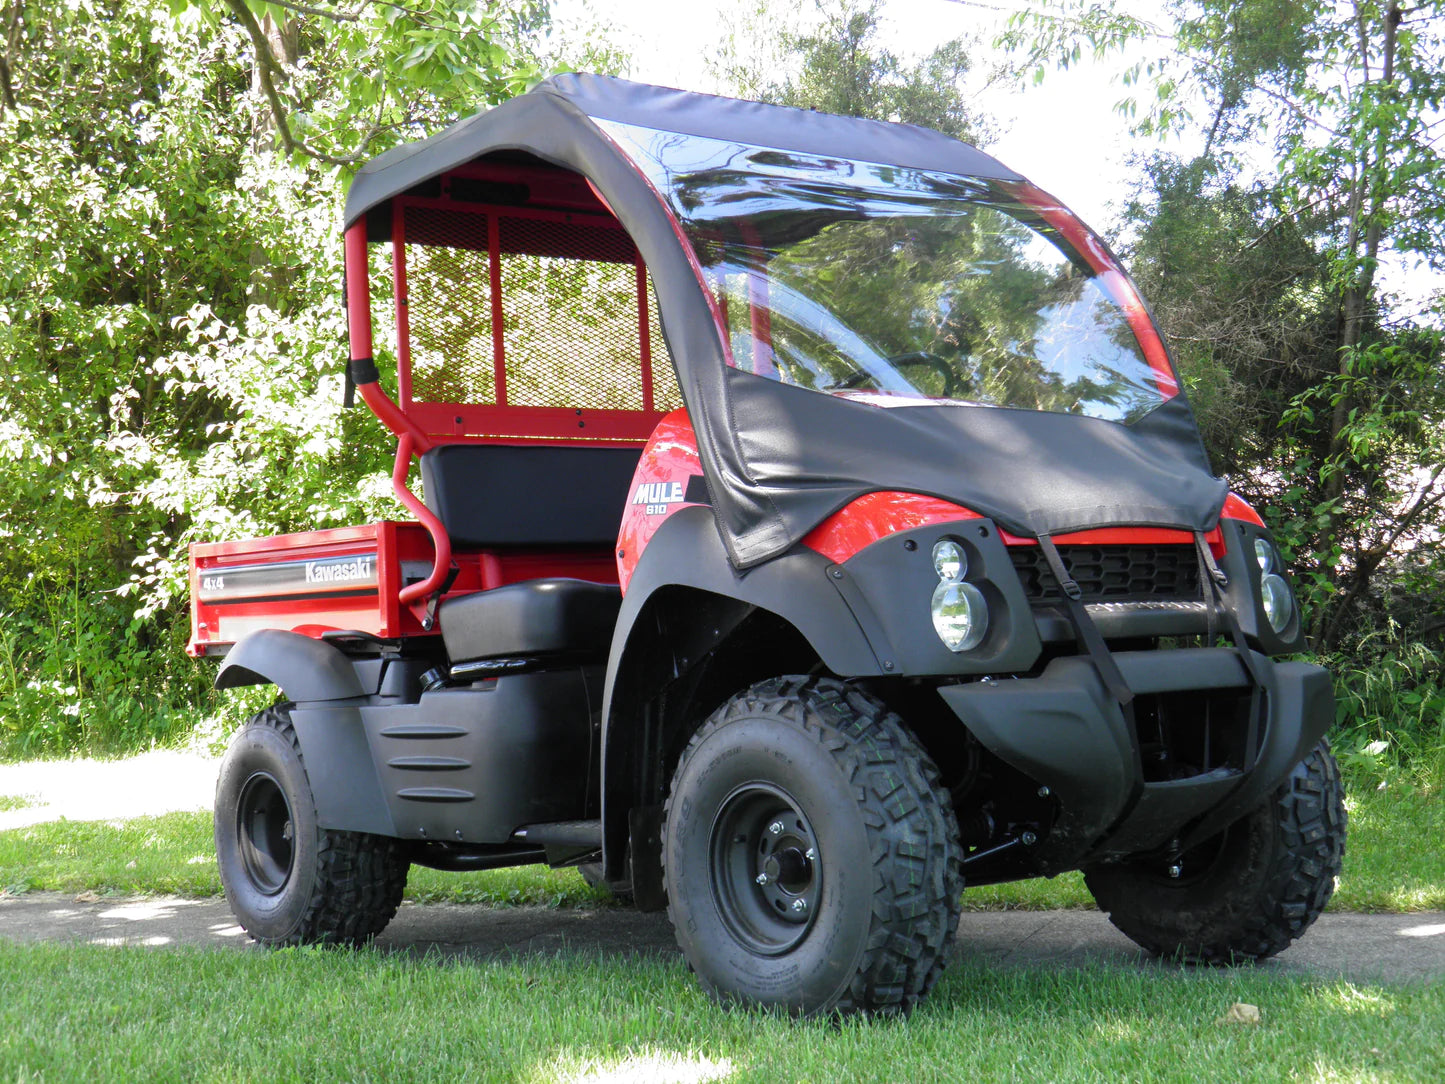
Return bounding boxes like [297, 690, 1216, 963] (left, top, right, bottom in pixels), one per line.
[344, 73, 1021, 228]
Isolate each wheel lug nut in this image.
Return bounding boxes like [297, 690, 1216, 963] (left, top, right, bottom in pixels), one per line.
[804, 847, 816, 861]
[768, 821, 784, 835]
[1168, 863, 1182, 879]
[791, 898, 807, 913]
[755, 873, 770, 885]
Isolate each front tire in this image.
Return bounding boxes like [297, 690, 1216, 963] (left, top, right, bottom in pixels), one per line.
[1085, 739, 1346, 962]
[662, 677, 963, 1016]
[215, 705, 408, 946]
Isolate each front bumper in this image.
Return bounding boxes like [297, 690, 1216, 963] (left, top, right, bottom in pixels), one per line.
[938, 647, 1335, 871]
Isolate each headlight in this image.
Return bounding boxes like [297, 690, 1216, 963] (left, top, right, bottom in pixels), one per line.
[932, 580, 988, 652]
[933, 540, 966, 582]
[1253, 538, 1275, 572]
[1260, 573, 1293, 633]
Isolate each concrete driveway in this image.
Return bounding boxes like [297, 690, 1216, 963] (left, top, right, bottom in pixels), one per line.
[1, 892, 1442, 985]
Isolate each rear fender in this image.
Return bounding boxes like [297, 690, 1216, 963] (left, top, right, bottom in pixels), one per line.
[215, 630, 393, 836]
[215, 629, 377, 702]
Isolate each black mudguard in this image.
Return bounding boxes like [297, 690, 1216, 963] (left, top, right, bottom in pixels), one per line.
[216, 630, 392, 836]
[215, 629, 377, 701]
[609, 506, 883, 684]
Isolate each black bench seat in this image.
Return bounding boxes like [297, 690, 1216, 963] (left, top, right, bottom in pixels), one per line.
[440, 578, 621, 664]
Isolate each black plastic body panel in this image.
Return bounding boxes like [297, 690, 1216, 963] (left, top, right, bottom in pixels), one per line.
[289, 702, 396, 836]
[834, 518, 1042, 675]
[938, 648, 1335, 870]
[607, 506, 882, 683]
[600, 506, 881, 876]
[359, 669, 599, 843]
[289, 667, 600, 843]
[216, 629, 374, 701]
[1216, 519, 1307, 653]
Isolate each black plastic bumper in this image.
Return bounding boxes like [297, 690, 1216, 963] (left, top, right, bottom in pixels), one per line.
[937, 648, 1335, 871]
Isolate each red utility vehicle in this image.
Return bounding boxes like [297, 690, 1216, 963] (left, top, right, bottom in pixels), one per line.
[192, 75, 1346, 1017]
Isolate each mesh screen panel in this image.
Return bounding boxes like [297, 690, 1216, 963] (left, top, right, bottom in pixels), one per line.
[399, 205, 678, 417]
[404, 206, 496, 405]
[501, 250, 645, 410]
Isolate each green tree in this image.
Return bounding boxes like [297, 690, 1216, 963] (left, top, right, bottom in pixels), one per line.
[715, 0, 997, 143]
[1005, 1, 1445, 656]
[0, 0, 562, 754]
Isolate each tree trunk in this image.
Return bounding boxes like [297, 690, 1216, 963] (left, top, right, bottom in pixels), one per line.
[1314, 1, 1401, 649]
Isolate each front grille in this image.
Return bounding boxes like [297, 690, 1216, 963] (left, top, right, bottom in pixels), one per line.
[1009, 544, 1202, 604]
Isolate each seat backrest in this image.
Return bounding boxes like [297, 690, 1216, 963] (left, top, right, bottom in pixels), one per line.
[419, 444, 642, 549]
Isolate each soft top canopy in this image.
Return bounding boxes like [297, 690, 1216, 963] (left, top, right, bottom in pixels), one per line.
[344, 74, 1226, 570]
[344, 74, 1022, 228]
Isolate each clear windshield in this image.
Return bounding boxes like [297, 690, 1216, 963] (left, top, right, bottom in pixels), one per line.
[601, 122, 1177, 424]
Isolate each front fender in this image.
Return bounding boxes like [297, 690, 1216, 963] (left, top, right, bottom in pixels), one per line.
[599, 506, 881, 880]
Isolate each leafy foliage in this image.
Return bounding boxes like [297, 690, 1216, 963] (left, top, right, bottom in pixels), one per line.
[0, 0, 561, 755]
[1003, 2, 1445, 770]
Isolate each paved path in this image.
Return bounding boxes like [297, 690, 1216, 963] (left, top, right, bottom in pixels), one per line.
[0, 749, 217, 831]
[1, 893, 1441, 984]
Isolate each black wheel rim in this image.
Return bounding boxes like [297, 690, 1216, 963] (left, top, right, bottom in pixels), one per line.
[708, 783, 821, 956]
[236, 771, 295, 896]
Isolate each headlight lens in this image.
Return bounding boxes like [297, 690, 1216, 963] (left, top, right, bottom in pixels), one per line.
[1253, 538, 1275, 572]
[932, 539, 966, 582]
[1260, 573, 1293, 633]
[931, 580, 988, 652]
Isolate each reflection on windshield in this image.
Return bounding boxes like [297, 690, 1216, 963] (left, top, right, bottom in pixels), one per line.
[600, 121, 1176, 424]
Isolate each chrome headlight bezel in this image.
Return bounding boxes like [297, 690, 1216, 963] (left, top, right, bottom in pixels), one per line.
[931, 579, 989, 652]
[932, 539, 966, 582]
[1259, 571, 1293, 634]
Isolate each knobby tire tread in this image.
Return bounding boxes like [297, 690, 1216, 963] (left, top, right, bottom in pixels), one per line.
[249, 705, 407, 947]
[1087, 739, 1345, 963]
[664, 675, 963, 1016]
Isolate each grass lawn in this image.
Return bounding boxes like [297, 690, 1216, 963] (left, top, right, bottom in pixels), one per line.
[1, 781, 1440, 912]
[2, 941, 1442, 1082]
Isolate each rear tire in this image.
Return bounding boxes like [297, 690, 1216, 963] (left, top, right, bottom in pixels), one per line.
[215, 705, 408, 946]
[662, 676, 963, 1016]
[1084, 740, 1346, 962]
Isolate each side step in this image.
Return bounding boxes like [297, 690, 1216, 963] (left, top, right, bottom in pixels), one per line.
[511, 819, 602, 848]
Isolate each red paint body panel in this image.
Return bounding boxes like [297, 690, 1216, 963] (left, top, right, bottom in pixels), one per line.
[802, 493, 984, 564]
[801, 491, 1262, 565]
[1223, 492, 1266, 527]
[188, 523, 617, 656]
[617, 409, 705, 593]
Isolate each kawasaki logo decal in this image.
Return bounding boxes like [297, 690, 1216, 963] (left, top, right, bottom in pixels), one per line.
[306, 556, 373, 584]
